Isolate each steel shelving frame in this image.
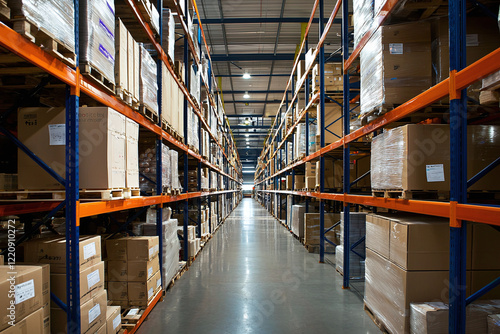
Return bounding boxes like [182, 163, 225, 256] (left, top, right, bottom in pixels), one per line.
[0, 0, 242, 332]
[254, 0, 500, 332]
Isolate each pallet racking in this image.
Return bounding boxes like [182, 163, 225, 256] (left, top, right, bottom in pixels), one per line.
[254, 0, 500, 332]
[0, 0, 242, 332]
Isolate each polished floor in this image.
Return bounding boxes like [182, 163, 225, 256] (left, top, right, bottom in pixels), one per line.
[139, 198, 380, 334]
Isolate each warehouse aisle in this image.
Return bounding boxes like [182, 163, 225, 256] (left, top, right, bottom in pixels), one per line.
[139, 198, 380, 334]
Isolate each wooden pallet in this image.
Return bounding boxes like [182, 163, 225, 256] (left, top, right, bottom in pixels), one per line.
[0, 0, 9, 21]
[115, 86, 139, 110]
[12, 18, 76, 67]
[80, 188, 125, 201]
[138, 104, 159, 124]
[363, 303, 391, 334]
[81, 63, 115, 94]
[372, 189, 448, 200]
[123, 188, 141, 199]
[359, 105, 390, 125]
[0, 190, 65, 201]
[166, 261, 188, 290]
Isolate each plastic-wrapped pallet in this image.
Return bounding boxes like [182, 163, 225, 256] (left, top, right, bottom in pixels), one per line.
[294, 124, 306, 158]
[335, 245, 365, 278]
[150, 4, 160, 36]
[353, 0, 373, 47]
[338, 212, 366, 276]
[162, 144, 171, 191]
[190, 64, 201, 104]
[9, 0, 75, 52]
[309, 122, 317, 152]
[80, 0, 115, 83]
[489, 314, 500, 333]
[139, 145, 156, 193]
[139, 44, 159, 114]
[188, 107, 199, 149]
[161, 8, 175, 62]
[170, 150, 180, 190]
[291, 205, 305, 238]
[162, 218, 180, 286]
[410, 301, 500, 334]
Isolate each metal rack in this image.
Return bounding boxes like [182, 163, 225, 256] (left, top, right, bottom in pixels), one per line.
[0, 0, 242, 332]
[254, 0, 500, 332]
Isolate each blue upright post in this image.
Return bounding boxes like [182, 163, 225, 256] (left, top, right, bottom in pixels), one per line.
[156, 0, 164, 282]
[341, 0, 351, 290]
[449, 0, 467, 331]
[66, 0, 80, 331]
[182, 0, 190, 261]
[319, 0, 326, 264]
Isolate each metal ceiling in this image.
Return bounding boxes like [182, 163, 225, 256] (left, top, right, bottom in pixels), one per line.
[197, 0, 347, 168]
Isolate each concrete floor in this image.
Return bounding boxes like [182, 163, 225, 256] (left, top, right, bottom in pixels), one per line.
[139, 198, 380, 334]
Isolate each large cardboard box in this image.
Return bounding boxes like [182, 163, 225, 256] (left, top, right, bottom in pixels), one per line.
[127, 257, 159, 282]
[128, 270, 161, 306]
[471, 271, 500, 300]
[18, 107, 126, 190]
[305, 176, 315, 190]
[106, 239, 128, 261]
[312, 63, 344, 92]
[364, 249, 450, 334]
[107, 281, 128, 301]
[0, 306, 49, 334]
[107, 261, 128, 282]
[126, 118, 139, 188]
[106, 306, 121, 334]
[115, 18, 128, 92]
[305, 162, 316, 177]
[315, 160, 335, 189]
[370, 125, 500, 192]
[316, 103, 343, 145]
[286, 175, 293, 190]
[471, 224, 500, 270]
[51, 289, 107, 334]
[291, 205, 306, 239]
[360, 22, 432, 116]
[22, 236, 101, 273]
[366, 213, 391, 259]
[51, 261, 105, 306]
[20, 263, 50, 329]
[294, 175, 305, 189]
[0, 266, 44, 331]
[304, 213, 341, 246]
[127, 237, 159, 261]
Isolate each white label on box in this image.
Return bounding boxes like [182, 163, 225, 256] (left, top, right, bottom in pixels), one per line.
[127, 308, 139, 316]
[83, 242, 97, 260]
[466, 34, 479, 47]
[389, 43, 404, 54]
[147, 266, 153, 278]
[156, 278, 161, 289]
[113, 314, 121, 330]
[48, 124, 66, 145]
[154, 244, 159, 254]
[426, 164, 445, 182]
[15, 279, 35, 304]
[148, 287, 154, 299]
[87, 269, 100, 288]
[149, 247, 154, 258]
[88, 304, 101, 324]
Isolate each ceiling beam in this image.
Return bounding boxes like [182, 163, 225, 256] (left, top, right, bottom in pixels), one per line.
[195, 17, 340, 24]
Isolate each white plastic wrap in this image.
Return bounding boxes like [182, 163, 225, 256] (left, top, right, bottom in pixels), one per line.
[190, 64, 201, 104]
[187, 107, 199, 149]
[162, 218, 181, 286]
[410, 301, 500, 334]
[161, 8, 175, 62]
[80, 0, 115, 83]
[309, 122, 317, 152]
[139, 144, 156, 193]
[139, 44, 159, 114]
[291, 205, 305, 238]
[162, 144, 171, 190]
[170, 150, 180, 190]
[295, 123, 307, 158]
[335, 245, 365, 277]
[150, 4, 160, 36]
[488, 314, 500, 334]
[353, 0, 373, 47]
[370, 127, 405, 190]
[9, 0, 75, 51]
[360, 28, 384, 116]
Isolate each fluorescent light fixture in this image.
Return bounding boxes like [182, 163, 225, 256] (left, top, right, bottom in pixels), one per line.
[242, 170, 255, 174]
[243, 91, 250, 99]
[245, 134, 249, 138]
[246, 145, 250, 148]
[243, 72, 251, 79]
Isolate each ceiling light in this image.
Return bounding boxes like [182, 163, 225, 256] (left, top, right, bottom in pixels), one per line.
[246, 145, 250, 148]
[243, 91, 250, 99]
[245, 134, 249, 138]
[243, 72, 251, 79]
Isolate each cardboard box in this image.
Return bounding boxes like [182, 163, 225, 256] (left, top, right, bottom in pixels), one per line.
[286, 175, 293, 190]
[51, 261, 105, 306]
[471, 223, 500, 270]
[294, 175, 305, 189]
[0, 306, 49, 334]
[115, 18, 128, 92]
[488, 314, 500, 334]
[471, 271, 500, 300]
[106, 306, 121, 334]
[18, 107, 126, 190]
[305, 176, 316, 190]
[291, 205, 306, 239]
[0, 266, 44, 331]
[366, 214, 391, 259]
[305, 162, 316, 177]
[106, 239, 128, 261]
[304, 213, 341, 246]
[107, 281, 128, 301]
[127, 257, 159, 282]
[22, 236, 101, 273]
[371, 125, 500, 192]
[51, 289, 107, 334]
[128, 270, 160, 306]
[126, 118, 139, 188]
[133, 36, 140, 101]
[127, 31, 136, 99]
[364, 249, 450, 334]
[107, 261, 128, 282]
[20, 263, 50, 328]
[127, 237, 159, 261]
[315, 160, 335, 189]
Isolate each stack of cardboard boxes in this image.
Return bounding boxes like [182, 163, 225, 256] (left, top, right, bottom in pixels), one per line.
[303, 213, 340, 250]
[0, 265, 50, 334]
[106, 237, 162, 308]
[365, 213, 500, 333]
[115, 18, 140, 105]
[305, 162, 316, 190]
[291, 205, 306, 239]
[177, 225, 201, 259]
[312, 63, 343, 93]
[22, 236, 107, 333]
[336, 212, 367, 277]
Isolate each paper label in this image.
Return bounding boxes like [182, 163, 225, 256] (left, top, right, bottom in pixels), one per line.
[83, 242, 97, 260]
[156, 278, 161, 289]
[154, 244, 159, 254]
[147, 266, 153, 278]
[15, 279, 35, 304]
[88, 304, 101, 324]
[112, 314, 121, 330]
[466, 34, 479, 47]
[149, 247, 154, 258]
[48, 124, 66, 145]
[148, 287, 154, 299]
[87, 269, 100, 289]
[127, 308, 139, 316]
[389, 43, 404, 54]
[426, 164, 445, 182]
